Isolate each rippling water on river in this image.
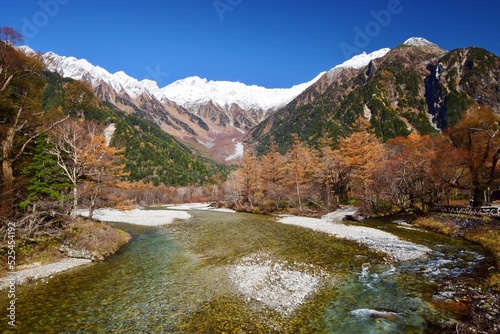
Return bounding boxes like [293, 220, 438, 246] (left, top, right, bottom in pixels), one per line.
[0, 209, 490, 333]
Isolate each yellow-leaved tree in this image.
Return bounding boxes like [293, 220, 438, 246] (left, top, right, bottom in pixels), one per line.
[337, 117, 385, 212]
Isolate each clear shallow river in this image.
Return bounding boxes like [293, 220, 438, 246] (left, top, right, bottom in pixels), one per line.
[0, 209, 491, 333]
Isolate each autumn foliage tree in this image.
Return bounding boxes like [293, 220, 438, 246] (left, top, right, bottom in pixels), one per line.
[49, 119, 127, 217]
[0, 30, 45, 218]
[314, 135, 348, 210]
[374, 133, 446, 212]
[259, 141, 287, 207]
[444, 105, 500, 206]
[286, 134, 316, 210]
[337, 118, 385, 212]
[79, 123, 127, 219]
[238, 150, 259, 207]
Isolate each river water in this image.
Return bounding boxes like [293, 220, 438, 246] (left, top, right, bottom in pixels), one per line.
[0, 209, 491, 333]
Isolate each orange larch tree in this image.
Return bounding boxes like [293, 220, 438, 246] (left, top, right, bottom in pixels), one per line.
[337, 117, 386, 213]
[313, 134, 346, 210]
[259, 141, 287, 207]
[286, 134, 315, 211]
[237, 150, 260, 207]
[445, 105, 500, 206]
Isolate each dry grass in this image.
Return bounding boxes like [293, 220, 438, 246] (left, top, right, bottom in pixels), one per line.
[412, 216, 459, 235]
[414, 214, 500, 289]
[65, 219, 132, 260]
[463, 225, 500, 287]
[0, 217, 131, 276]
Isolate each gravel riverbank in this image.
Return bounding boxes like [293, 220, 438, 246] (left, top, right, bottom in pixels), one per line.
[1, 207, 195, 290]
[277, 207, 432, 262]
[0, 258, 91, 290]
[78, 208, 192, 225]
[229, 253, 329, 316]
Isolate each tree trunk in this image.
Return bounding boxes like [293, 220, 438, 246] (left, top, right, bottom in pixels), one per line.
[88, 206, 94, 220]
[472, 187, 486, 207]
[296, 175, 302, 211]
[1, 122, 16, 218]
[71, 186, 78, 217]
[0, 159, 14, 218]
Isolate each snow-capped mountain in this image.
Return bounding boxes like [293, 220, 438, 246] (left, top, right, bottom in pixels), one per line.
[20, 41, 407, 162]
[40, 50, 163, 100]
[403, 37, 439, 48]
[161, 74, 324, 112]
[32, 45, 392, 118]
[334, 48, 391, 70]
[37, 47, 322, 114]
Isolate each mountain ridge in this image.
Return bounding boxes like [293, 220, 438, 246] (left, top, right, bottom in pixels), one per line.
[19, 42, 394, 162]
[247, 39, 500, 154]
[20, 37, 469, 163]
[21, 44, 394, 114]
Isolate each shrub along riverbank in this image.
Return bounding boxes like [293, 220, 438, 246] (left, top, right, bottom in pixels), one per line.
[413, 213, 500, 333]
[0, 216, 131, 280]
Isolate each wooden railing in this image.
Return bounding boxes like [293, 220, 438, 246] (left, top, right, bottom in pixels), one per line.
[430, 206, 500, 217]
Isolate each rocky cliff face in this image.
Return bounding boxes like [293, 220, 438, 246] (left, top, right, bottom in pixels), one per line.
[425, 47, 500, 128]
[248, 40, 499, 153]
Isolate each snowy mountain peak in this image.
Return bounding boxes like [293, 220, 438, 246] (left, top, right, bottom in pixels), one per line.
[29, 47, 322, 112]
[35, 49, 158, 100]
[334, 48, 391, 71]
[19, 44, 404, 113]
[161, 74, 324, 111]
[17, 45, 36, 55]
[403, 37, 438, 48]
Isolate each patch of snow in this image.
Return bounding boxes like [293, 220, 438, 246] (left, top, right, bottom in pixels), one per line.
[333, 48, 391, 71]
[363, 104, 372, 121]
[427, 112, 441, 131]
[225, 141, 244, 161]
[403, 37, 438, 48]
[103, 123, 116, 146]
[196, 139, 215, 149]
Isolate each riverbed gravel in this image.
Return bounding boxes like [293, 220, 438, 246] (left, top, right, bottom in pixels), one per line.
[228, 253, 329, 316]
[277, 207, 432, 262]
[78, 208, 192, 225]
[0, 258, 91, 289]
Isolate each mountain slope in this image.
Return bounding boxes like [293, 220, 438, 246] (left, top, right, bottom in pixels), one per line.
[28, 46, 323, 162]
[41, 71, 230, 186]
[248, 38, 500, 153]
[26, 45, 394, 162]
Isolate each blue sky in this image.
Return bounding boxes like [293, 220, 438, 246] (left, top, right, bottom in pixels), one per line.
[3, 0, 500, 88]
